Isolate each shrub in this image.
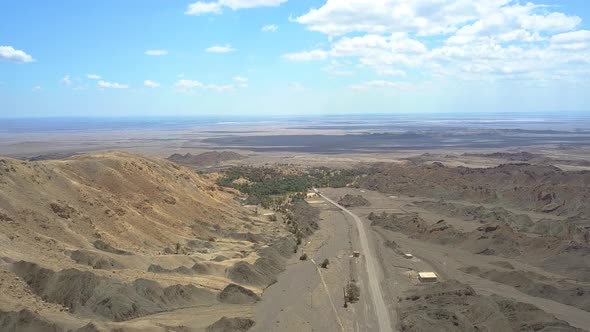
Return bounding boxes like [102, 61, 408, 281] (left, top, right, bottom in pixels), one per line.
[320, 259, 330, 269]
[299, 253, 308, 261]
[346, 282, 360, 303]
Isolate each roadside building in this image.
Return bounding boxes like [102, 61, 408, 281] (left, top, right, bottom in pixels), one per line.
[418, 272, 438, 282]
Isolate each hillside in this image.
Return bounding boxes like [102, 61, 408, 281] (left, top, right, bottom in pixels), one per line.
[363, 162, 590, 222]
[0, 152, 292, 331]
[167, 151, 246, 167]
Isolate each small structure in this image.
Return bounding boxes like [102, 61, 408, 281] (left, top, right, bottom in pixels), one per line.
[352, 251, 360, 258]
[418, 272, 438, 283]
[403, 253, 413, 259]
[306, 192, 318, 198]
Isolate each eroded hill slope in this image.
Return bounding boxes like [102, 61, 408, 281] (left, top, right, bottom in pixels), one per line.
[0, 152, 292, 331]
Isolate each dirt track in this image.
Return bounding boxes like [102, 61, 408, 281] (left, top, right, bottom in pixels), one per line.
[252, 192, 399, 332]
[253, 198, 389, 331]
[320, 193, 394, 332]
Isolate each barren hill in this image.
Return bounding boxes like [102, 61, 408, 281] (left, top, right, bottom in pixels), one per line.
[0, 152, 291, 331]
[462, 151, 541, 161]
[363, 162, 590, 221]
[167, 151, 246, 167]
[0, 152, 250, 252]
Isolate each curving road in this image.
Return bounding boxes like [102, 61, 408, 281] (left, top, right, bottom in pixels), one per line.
[319, 190, 394, 332]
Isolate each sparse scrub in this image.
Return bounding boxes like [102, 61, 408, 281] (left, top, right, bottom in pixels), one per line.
[338, 194, 370, 207]
[346, 282, 360, 303]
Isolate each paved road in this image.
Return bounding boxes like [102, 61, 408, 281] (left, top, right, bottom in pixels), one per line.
[320, 191, 394, 332]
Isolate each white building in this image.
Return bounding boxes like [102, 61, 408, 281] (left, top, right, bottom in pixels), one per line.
[418, 272, 438, 282]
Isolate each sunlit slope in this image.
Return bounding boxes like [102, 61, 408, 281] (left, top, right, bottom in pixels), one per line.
[0, 151, 253, 264]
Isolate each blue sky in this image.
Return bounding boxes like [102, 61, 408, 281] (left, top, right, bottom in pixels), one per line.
[1, 0, 589, 117]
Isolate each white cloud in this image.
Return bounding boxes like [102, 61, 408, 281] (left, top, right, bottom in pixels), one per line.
[32, 86, 42, 92]
[186, 0, 286, 15]
[287, 1, 589, 83]
[284, 49, 329, 61]
[0, 46, 34, 63]
[233, 76, 249, 87]
[145, 49, 168, 56]
[284, 33, 426, 70]
[294, 0, 478, 36]
[144, 80, 161, 88]
[185, 2, 222, 15]
[520, 10, 581, 32]
[323, 60, 355, 76]
[376, 68, 406, 76]
[551, 30, 590, 44]
[232, 76, 248, 83]
[350, 80, 414, 91]
[207, 84, 235, 92]
[445, 3, 580, 46]
[219, 0, 287, 9]
[550, 30, 590, 50]
[206, 45, 236, 53]
[262, 24, 278, 32]
[176, 79, 204, 89]
[98, 80, 129, 89]
[289, 82, 307, 92]
[175, 77, 251, 93]
[87, 74, 101, 80]
[61, 75, 72, 86]
[294, 0, 581, 37]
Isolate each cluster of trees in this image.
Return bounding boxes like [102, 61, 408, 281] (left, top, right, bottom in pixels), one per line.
[217, 167, 312, 207]
[217, 166, 369, 208]
[308, 167, 368, 188]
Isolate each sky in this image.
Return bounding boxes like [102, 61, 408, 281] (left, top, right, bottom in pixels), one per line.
[1, 0, 589, 117]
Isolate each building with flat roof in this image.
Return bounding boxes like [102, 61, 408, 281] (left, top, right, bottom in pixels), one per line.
[418, 272, 438, 282]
